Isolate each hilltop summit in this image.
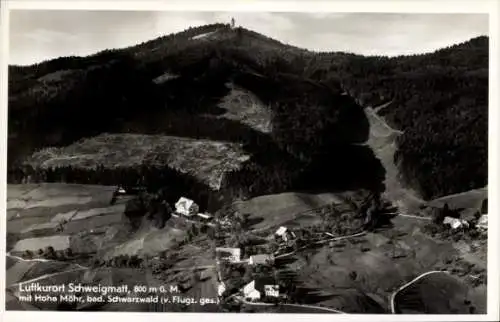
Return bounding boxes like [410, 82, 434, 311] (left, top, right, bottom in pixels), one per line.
[8, 24, 488, 202]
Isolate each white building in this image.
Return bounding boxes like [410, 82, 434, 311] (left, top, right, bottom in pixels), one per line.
[215, 247, 241, 263]
[243, 280, 261, 301]
[248, 254, 274, 266]
[477, 214, 488, 231]
[264, 285, 280, 298]
[275, 226, 296, 242]
[217, 282, 226, 297]
[443, 216, 470, 230]
[175, 197, 199, 217]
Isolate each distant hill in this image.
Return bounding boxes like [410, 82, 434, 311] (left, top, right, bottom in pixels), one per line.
[8, 23, 488, 201]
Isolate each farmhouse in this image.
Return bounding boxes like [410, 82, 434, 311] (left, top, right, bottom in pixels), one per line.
[175, 197, 199, 217]
[242, 278, 279, 301]
[443, 216, 470, 230]
[248, 254, 274, 266]
[217, 282, 226, 297]
[477, 214, 488, 231]
[274, 226, 296, 243]
[243, 280, 261, 301]
[215, 247, 241, 263]
[264, 284, 280, 298]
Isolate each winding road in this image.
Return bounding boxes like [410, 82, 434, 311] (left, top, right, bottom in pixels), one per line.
[389, 270, 449, 314]
[240, 297, 346, 314]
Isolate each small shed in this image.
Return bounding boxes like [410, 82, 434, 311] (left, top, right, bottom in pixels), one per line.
[248, 254, 274, 266]
[275, 226, 295, 242]
[175, 197, 199, 217]
[443, 216, 469, 230]
[217, 282, 226, 297]
[477, 214, 488, 231]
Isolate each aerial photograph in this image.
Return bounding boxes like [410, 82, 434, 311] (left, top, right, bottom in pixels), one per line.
[5, 10, 489, 314]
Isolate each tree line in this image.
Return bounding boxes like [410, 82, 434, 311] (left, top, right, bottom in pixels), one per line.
[7, 163, 224, 212]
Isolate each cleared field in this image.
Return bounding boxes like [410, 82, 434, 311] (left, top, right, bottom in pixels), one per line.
[28, 133, 250, 190]
[12, 235, 71, 252]
[6, 183, 128, 251]
[6, 260, 38, 285]
[64, 213, 124, 235]
[100, 225, 188, 260]
[21, 221, 61, 234]
[426, 187, 487, 220]
[393, 272, 483, 314]
[71, 204, 125, 221]
[141, 228, 187, 256]
[51, 210, 78, 223]
[280, 212, 486, 313]
[217, 85, 273, 133]
[8, 260, 78, 286]
[232, 192, 344, 230]
[8, 183, 116, 201]
[6, 184, 41, 199]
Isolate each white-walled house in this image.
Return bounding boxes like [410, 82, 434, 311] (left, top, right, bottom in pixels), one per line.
[243, 280, 261, 301]
[443, 216, 469, 230]
[275, 226, 296, 242]
[217, 282, 226, 297]
[248, 254, 274, 266]
[477, 214, 488, 231]
[242, 278, 279, 301]
[264, 285, 280, 298]
[175, 197, 199, 217]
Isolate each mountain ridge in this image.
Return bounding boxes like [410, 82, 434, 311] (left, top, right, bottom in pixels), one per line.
[7, 24, 488, 203]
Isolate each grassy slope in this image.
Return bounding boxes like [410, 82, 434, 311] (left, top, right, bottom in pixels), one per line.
[6, 183, 221, 312]
[231, 191, 347, 231]
[394, 273, 484, 314]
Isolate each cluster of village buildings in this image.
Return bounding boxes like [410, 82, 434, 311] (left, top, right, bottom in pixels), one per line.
[158, 192, 295, 302]
[115, 187, 489, 303]
[215, 225, 296, 302]
[441, 213, 488, 232]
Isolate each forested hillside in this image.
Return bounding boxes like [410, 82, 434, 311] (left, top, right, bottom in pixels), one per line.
[8, 23, 488, 201]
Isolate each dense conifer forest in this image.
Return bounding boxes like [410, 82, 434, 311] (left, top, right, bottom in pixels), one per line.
[8, 23, 488, 201]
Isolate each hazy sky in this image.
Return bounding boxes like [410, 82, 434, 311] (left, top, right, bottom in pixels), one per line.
[9, 11, 489, 66]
